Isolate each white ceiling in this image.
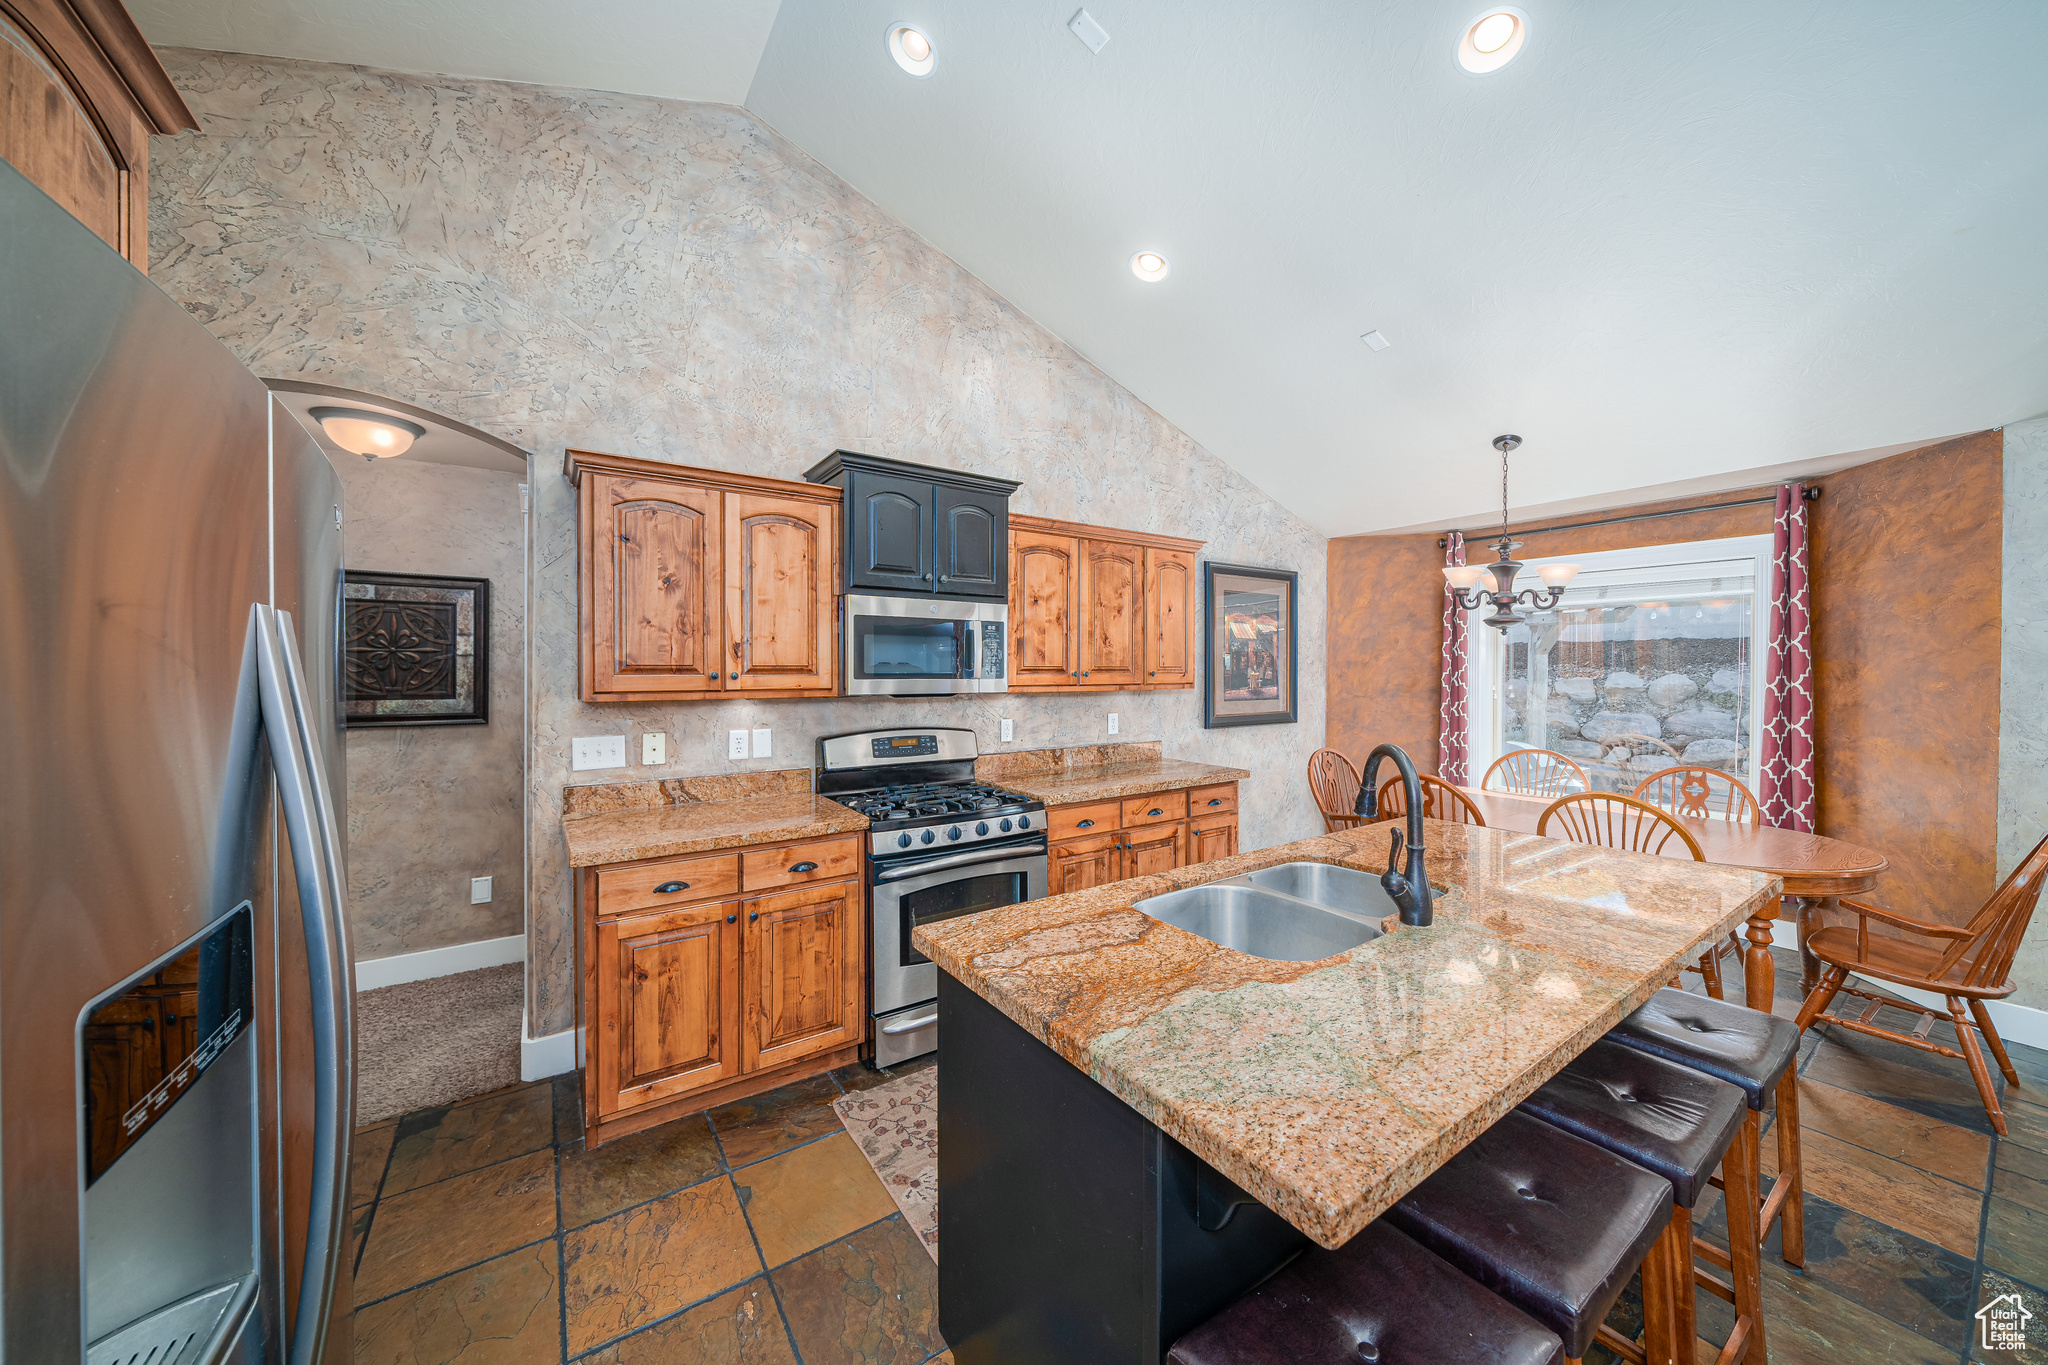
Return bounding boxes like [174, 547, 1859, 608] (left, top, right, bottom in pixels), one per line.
[131, 0, 783, 104]
[137, 1, 2048, 535]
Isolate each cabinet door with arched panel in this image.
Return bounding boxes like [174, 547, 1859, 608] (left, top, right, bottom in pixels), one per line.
[934, 485, 1007, 598]
[846, 470, 933, 593]
[725, 492, 836, 692]
[582, 473, 724, 698]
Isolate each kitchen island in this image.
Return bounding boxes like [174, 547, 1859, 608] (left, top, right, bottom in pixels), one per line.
[912, 817, 1780, 1365]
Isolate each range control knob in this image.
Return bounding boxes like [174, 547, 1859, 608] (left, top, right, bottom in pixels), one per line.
[975, 821, 990, 836]
[920, 829, 936, 845]
[897, 833, 912, 848]
[947, 825, 963, 841]
[1017, 814, 1032, 830]
[999, 817, 1013, 832]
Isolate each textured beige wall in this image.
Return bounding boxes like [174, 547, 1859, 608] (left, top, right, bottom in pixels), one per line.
[149, 51, 1329, 1036]
[332, 456, 527, 959]
[2002, 417, 2048, 1012]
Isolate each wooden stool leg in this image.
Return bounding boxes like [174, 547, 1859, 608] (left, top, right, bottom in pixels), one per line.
[1743, 896, 1780, 1014]
[1724, 1110, 1768, 1365]
[1969, 998, 2023, 1086]
[1639, 1206, 1695, 1365]
[1771, 1071, 1805, 1268]
[1949, 995, 2009, 1136]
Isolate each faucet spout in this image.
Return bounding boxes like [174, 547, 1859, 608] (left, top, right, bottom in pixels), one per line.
[1353, 743, 1434, 927]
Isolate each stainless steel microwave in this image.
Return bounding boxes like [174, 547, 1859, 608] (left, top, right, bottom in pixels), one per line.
[844, 593, 1008, 695]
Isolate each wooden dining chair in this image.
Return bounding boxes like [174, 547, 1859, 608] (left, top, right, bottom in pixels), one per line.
[1376, 773, 1487, 826]
[1307, 748, 1363, 833]
[1794, 832, 2048, 1135]
[1633, 766, 1762, 824]
[1538, 792, 1744, 1001]
[1481, 748, 1590, 798]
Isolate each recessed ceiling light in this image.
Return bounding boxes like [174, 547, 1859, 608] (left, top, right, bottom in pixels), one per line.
[1130, 251, 1170, 282]
[887, 22, 935, 78]
[1457, 7, 1528, 73]
[309, 406, 426, 460]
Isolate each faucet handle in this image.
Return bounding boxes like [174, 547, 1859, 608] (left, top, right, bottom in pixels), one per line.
[1383, 828, 1405, 886]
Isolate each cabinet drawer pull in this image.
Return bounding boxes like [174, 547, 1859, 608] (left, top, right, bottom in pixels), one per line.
[1077, 819, 1096, 829]
[727, 914, 737, 923]
[1208, 798, 1223, 807]
[789, 861, 819, 873]
[654, 881, 690, 894]
[1148, 808, 1164, 817]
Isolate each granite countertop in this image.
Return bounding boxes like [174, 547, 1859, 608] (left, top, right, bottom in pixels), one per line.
[994, 758, 1252, 806]
[912, 819, 1779, 1249]
[561, 793, 869, 867]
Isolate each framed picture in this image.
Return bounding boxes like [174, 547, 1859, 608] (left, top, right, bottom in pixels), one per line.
[342, 571, 489, 726]
[1203, 562, 1298, 728]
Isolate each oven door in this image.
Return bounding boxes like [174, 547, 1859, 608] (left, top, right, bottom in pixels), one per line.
[869, 836, 1047, 1064]
[844, 593, 1008, 695]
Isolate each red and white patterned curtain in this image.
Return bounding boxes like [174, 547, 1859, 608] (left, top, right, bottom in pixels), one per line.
[1760, 484, 1815, 831]
[1440, 531, 1470, 785]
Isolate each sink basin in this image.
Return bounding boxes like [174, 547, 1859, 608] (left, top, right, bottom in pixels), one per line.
[1242, 861, 1402, 918]
[1133, 883, 1382, 962]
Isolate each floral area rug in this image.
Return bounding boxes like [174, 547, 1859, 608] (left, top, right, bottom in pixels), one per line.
[833, 1069, 938, 1261]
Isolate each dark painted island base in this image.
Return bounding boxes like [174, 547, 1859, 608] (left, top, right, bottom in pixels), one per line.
[936, 972, 1309, 1365]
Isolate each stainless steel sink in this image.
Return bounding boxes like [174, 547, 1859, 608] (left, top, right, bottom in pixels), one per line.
[1242, 861, 1400, 917]
[1132, 882, 1383, 962]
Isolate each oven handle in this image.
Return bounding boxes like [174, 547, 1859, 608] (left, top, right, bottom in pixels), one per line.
[881, 1011, 939, 1035]
[875, 837, 1048, 881]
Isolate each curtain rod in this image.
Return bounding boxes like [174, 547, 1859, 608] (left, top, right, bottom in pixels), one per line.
[1435, 486, 1822, 549]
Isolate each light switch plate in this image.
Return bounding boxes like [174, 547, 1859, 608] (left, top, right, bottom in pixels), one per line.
[1107, 713, 1120, 735]
[572, 735, 626, 771]
[1000, 718, 1014, 743]
[728, 729, 750, 760]
[470, 876, 492, 904]
[751, 728, 772, 758]
[642, 732, 665, 765]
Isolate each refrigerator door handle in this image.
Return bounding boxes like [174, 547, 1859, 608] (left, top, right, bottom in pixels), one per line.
[254, 605, 353, 1365]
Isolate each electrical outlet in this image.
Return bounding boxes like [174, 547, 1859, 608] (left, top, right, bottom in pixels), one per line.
[727, 729, 750, 760]
[1107, 713, 1120, 735]
[470, 876, 492, 905]
[751, 727, 772, 758]
[572, 735, 626, 771]
[1000, 718, 1014, 743]
[641, 732, 666, 765]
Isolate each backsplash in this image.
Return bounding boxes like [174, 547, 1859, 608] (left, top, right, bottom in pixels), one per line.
[561, 769, 813, 817]
[149, 52, 1329, 1036]
[975, 743, 1165, 780]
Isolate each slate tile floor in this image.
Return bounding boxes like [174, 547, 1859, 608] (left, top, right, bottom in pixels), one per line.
[353, 950, 2047, 1364]
[352, 1055, 945, 1364]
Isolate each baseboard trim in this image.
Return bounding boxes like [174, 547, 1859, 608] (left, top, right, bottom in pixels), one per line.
[354, 934, 524, 991]
[521, 994, 581, 1082]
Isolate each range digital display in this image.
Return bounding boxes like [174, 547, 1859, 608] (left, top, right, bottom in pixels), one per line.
[872, 734, 939, 758]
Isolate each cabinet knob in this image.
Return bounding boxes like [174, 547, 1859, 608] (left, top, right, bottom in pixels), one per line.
[789, 861, 819, 873]
[749, 911, 760, 922]
[1077, 819, 1095, 829]
[938, 574, 948, 582]
[729, 671, 739, 679]
[1082, 671, 1090, 677]
[654, 880, 689, 894]
[727, 913, 737, 923]
[1150, 670, 1156, 677]
[923, 573, 933, 581]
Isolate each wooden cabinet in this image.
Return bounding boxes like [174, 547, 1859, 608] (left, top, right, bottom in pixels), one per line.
[742, 880, 862, 1071]
[804, 450, 1019, 602]
[1045, 783, 1240, 891]
[1009, 514, 1204, 693]
[0, 0, 197, 270]
[580, 831, 867, 1144]
[570, 450, 840, 701]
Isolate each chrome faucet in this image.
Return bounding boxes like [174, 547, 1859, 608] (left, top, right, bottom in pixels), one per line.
[1352, 743, 1435, 927]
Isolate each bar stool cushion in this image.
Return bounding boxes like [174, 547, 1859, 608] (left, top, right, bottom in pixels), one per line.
[1386, 1110, 1672, 1361]
[1519, 1037, 1747, 1209]
[1609, 987, 1800, 1111]
[1166, 1221, 1563, 1365]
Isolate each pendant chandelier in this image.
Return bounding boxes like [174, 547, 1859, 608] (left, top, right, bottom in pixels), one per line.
[1443, 435, 1580, 632]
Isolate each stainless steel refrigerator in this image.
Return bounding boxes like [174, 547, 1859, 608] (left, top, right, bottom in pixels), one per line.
[1, 159, 354, 1362]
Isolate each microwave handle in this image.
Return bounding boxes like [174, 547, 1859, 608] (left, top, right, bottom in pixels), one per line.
[963, 619, 980, 679]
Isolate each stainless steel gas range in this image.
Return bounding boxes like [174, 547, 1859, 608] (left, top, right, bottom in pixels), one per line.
[817, 728, 1048, 1066]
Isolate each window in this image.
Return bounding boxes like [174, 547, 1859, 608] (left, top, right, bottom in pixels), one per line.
[1465, 535, 1772, 802]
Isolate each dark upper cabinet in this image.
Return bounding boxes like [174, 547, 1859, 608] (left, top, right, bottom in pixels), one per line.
[805, 451, 1019, 601]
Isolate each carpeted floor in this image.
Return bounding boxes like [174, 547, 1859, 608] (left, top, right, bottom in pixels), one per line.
[354, 962, 523, 1124]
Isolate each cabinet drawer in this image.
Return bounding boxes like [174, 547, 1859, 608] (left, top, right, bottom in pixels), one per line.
[1121, 791, 1187, 828]
[1048, 800, 1120, 841]
[1189, 783, 1238, 816]
[742, 837, 862, 891]
[597, 854, 741, 918]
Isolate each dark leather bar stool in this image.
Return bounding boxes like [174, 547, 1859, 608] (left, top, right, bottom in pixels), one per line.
[1167, 1221, 1564, 1365]
[1609, 988, 1804, 1365]
[1384, 1109, 1674, 1365]
[1520, 1037, 1754, 1365]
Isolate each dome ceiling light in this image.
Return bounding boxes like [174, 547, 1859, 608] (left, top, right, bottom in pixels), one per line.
[1457, 7, 1528, 73]
[309, 407, 426, 460]
[888, 23, 935, 77]
[1130, 251, 1170, 282]
[1443, 435, 1579, 630]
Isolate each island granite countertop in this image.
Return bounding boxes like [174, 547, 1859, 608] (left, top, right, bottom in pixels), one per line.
[912, 818, 1779, 1249]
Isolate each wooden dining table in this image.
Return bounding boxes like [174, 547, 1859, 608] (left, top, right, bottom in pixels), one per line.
[1455, 786, 1890, 1012]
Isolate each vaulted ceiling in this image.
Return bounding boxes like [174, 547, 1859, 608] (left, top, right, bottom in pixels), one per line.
[135, 0, 2048, 535]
